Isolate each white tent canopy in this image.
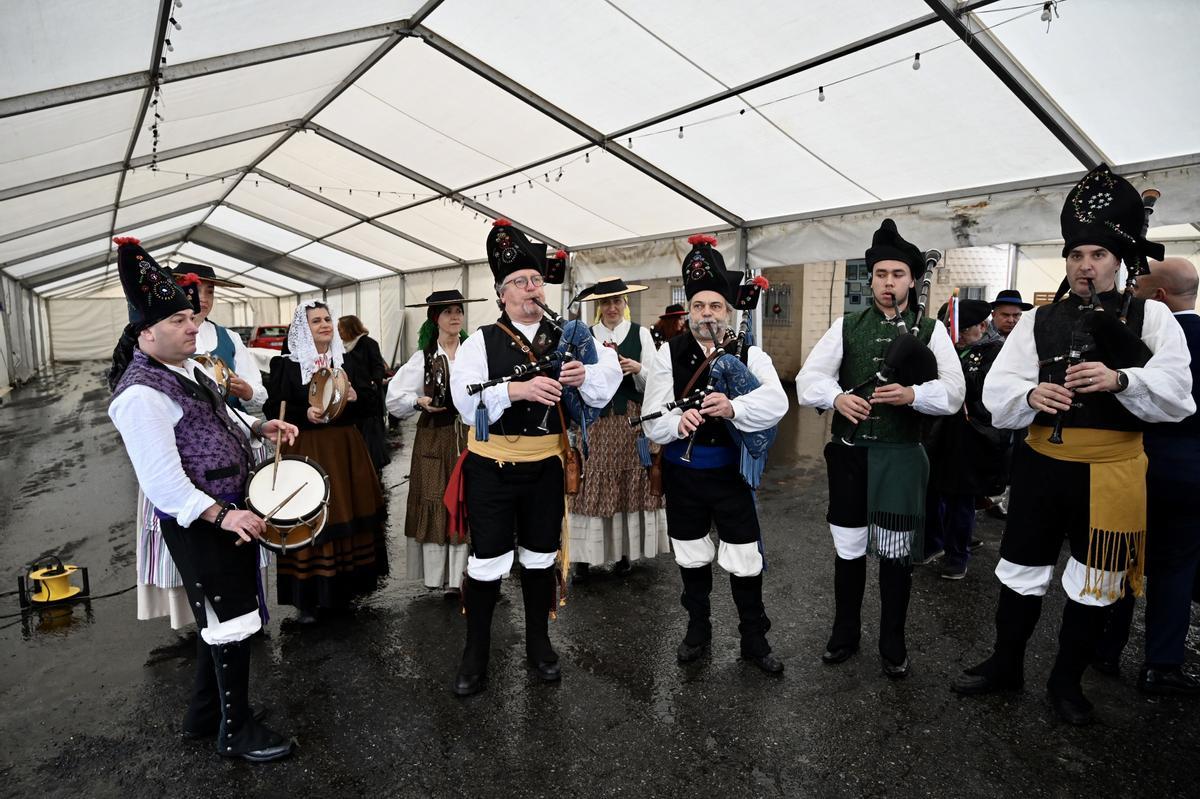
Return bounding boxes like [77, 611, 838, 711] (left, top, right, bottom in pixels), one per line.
[1, 0, 1198, 371]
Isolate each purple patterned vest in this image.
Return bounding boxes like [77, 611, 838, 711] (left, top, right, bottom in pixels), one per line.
[113, 350, 253, 509]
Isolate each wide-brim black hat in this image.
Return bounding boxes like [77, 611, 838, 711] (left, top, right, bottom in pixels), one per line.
[681, 234, 740, 303]
[865, 218, 924, 281]
[116, 236, 197, 327]
[405, 289, 486, 308]
[990, 289, 1032, 310]
[659, 303, 687, 318]
[1060, 164, 1165, 266]
[574, 276, 649, 303]
[171, 262, 243, 288]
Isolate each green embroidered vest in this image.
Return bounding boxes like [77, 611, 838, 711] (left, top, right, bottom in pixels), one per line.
[605, 322, 644, 416]
[830, 306, 937, 444]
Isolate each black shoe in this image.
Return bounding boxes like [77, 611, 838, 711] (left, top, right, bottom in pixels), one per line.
[821, 644, 858, 665]
[572, 563, 591, 585]
[951, 668, 1023, 695]
[882, 656, 910, 679]
[743, 652, 784, 675]
[295, 611, 318, 626]
[1047, 686, 1094, 726]
[612, 557, 632, 577]
[938, 563, 967, 581]
[452, 671, 487, 697]
[211, 641, 295, 763]
[1091, 658, 1121, 678]
[914, 549, 943, 566]
[1138, 665, 1200, 695]
[677, 638, 710, 664]
[528, 658, 562, 682]
[968, 538, 984, 551]
[987, 506, 1007, 521]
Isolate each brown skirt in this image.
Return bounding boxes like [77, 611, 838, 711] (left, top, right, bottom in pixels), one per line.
[276, 424, 388, 608]
[570, 404, 664, 518]
[405, 415, 467, 546]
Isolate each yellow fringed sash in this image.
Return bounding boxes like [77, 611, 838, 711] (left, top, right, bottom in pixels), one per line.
[466, 431, 571, 613]
[1026, 425, 1147, 599]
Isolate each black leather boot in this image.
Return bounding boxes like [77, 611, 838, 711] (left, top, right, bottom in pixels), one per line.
[822, 556, 866, 664]
[211, 641, 294, 762]
[878, 558, 913, 678]
[1047, 599, 1105, 726]
[731, 573, 783, 675]
[952, 585, 1042, 694]
[677, 565, 713, 663]
[453, 575, 501, 696]
[521, 566, 561, 682]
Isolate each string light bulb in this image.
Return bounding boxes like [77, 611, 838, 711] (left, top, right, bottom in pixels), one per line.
[1040, 2, 1052, 22]
[169, 16, 181, 30]
[678, 126, 684, 139]
[165, 38, 174, 52]
[555, 168, 563, 182]
[585, 152, 590, 164]
[818, 86, 825, 102]
[912, 52, 920, 70]
[627, 137, 633, 149]
[174, 0, 183, 7]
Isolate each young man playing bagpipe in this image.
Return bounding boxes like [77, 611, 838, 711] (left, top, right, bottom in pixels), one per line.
[640, 234, 788, 675]
[951, 165, 1194, 725]
[796, 219, 965, 679]
[447, 219, 621, 697]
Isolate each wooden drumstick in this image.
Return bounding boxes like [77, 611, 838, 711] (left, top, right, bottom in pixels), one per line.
[263, 481, 308, 522]
[271, 400, 286, 490]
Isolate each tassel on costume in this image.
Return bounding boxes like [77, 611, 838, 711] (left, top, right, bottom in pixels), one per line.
[1082, 527, 1146, 600]
[637, 432, 652, 467]
[740, 445, 765, 489]
[474, 405, 489, 441]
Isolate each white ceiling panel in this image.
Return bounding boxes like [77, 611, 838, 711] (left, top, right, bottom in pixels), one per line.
[379, 200, 494, 261]
[0, 174, 120, 238]
[291, 242, 393, 280]
[206, 205, 311, 252]
[6, 237, 112, 279]
[116, 181, 226, 227]
[226, 174, 358, 236]
[0, 212, 112, 265]
[120, 132, 283, 198]
[326, 223, 449, 271]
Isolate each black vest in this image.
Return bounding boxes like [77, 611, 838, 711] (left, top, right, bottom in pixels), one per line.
[481, 315, 564, 437]
[668, 330, 748, 448]
[1033, 290, 1146, 431]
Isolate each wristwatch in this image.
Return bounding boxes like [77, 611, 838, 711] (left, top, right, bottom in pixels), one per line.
[1114, 370, 1129, 393]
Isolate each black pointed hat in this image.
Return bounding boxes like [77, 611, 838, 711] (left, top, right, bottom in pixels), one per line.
[865, 218, 925, 280]
[115, 236, 197, 327]
[486, 218, 566, 285]
[681, 234, 741, 303]
[1060, 163, 1164, 269]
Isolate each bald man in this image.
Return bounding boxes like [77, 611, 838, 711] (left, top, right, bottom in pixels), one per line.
[1099, 257, 1200, 694]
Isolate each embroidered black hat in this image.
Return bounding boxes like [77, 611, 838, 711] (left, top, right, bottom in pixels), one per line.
[115, 236, 197, 327]
[486, 218, 566, 284]
[1060, 163, 1165, 265]
[865, 218, 925, 280]
[681, 234, 741, 302]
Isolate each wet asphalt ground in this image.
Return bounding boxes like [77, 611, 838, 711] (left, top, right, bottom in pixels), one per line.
[0, 362, 1197, 798]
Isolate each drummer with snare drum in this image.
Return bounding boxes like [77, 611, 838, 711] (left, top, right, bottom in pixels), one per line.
[107, 237, 298, 763]
[264, 300, 389, 625]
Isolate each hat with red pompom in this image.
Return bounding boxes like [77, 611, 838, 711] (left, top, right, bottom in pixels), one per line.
[486, 218, 565, 284]
[114, 236, 198, 328]
[681, 233, 741, 303]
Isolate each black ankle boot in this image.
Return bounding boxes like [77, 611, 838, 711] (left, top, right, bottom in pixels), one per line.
[453, 576, 501, 696]
[823, 555, 866, 664]
[211, 641, 294, 762]
[730, 573, 783, 675]
[953, 585, 1042, 694]
[677, 565, 713, 663]
[521, 566, 561, 682]
[878, 558, 913, 677]
[1047, 599, 1106, 726]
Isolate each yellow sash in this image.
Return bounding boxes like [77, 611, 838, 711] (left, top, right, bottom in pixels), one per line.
[466, 430, 570, 613]
[1026, 425, 1147, 598]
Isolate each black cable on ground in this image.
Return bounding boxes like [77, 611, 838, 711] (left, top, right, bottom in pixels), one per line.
[0, 583, 137, 620]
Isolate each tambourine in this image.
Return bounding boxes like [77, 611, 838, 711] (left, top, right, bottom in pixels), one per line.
[308, 366, 350, 422]
[194, 354, 233, 396]
[244, 455, 330, 552]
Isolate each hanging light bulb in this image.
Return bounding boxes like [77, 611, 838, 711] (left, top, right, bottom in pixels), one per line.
[678, 126, 684, 139]
[818, 86, 825, 102]
[627, 137, 633, 149]
[174, 0, 183, 7]
[1040, 2, 1052, 22]
[555, 168, 563, 182]
[912, 52, 920, 70]
[169, 16, 181, 30]
[165, 38, 174, 52]
[585, 152, 590, 164]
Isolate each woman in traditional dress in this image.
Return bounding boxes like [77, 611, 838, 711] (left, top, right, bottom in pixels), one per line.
[386, 290, 484, 597]
[265, 300, 388, 624]
[569, 278, 670, 581]
[338, 315, 390, 474]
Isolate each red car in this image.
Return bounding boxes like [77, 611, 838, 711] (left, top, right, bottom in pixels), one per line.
[248, 325, 288, 350]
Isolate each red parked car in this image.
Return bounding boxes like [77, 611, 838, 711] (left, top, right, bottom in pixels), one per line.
[248, 325, 288, 350]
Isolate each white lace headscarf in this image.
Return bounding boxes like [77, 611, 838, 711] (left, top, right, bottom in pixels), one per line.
[287, 300, 344, 386]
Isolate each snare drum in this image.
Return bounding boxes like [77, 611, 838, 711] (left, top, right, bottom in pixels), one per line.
[245, 455, 331, 553]
[194, 353, 233, 396]
[308, 367, 350, 422]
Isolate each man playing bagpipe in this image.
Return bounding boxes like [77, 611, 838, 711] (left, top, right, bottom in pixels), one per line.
[796, 219, 965, 679]
[106, 237, 299, 762]
[640, 234, 788, 675]
[447, 219, 621, 697]
[951, 165, 1194, 725]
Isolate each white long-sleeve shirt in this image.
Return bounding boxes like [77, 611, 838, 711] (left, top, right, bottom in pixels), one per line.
[795, 316, 966, 416]
[641, 342, 789, 446]
[386, 343, 456, 420]
[196, 319, 267, 406]
[449, 319, 622, 426]
[982, 298, 1195, 429]
[590, 319, 657, 395]
[109, 359, 260, 527]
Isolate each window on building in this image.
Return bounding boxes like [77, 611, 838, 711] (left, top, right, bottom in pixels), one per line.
[671, 286, 687, 307]
[845, 259, 870, 313]
[764, 283, 791, 326]
[959, 286, 987, 301]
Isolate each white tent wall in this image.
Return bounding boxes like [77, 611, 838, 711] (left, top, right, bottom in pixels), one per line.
[377, 275, 403, 367]
[47, 298, 131, 361]
[1, 274, 45, 386]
